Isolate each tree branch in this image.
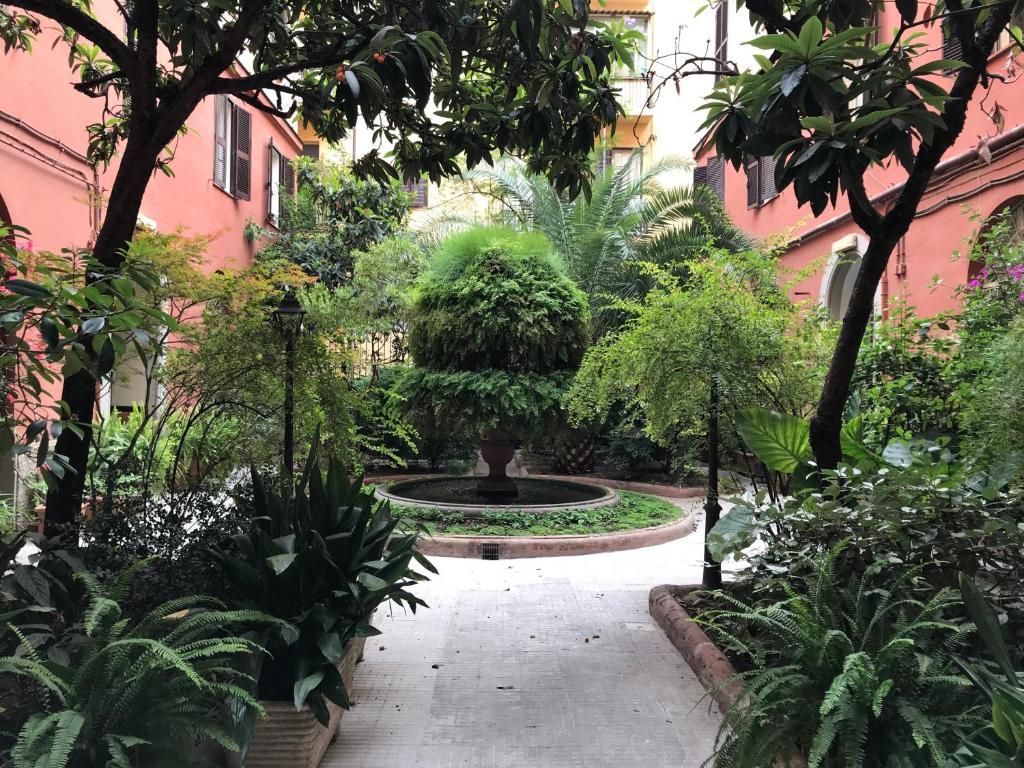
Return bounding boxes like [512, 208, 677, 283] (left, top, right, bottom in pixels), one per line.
[233, 90, 297, 119]
[7, 0, 137, 77]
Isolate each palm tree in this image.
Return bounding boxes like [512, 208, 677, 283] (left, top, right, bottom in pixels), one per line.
[465, 151, 755, 339]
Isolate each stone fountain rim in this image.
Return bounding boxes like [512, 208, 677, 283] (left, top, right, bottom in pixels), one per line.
[375, 475, 620, 516]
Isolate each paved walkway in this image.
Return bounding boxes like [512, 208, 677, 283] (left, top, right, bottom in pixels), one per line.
[323, 498, 726, 768]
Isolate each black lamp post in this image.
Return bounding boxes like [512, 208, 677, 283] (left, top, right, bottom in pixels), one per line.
[702, 375, 722, 589]
[272, 289, 306, 501]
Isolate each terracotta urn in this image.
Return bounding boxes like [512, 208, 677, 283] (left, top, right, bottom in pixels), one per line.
[477, 429, 518, 498]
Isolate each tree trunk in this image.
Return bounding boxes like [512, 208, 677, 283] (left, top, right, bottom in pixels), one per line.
[809, 230, 900, 469]
[43, 126, 173, 532]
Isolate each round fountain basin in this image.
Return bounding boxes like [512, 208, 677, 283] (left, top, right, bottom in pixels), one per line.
[377, 477, 619, 517]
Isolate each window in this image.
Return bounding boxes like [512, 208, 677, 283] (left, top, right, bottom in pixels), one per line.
[714, 2, 729, 82]
[694, 156, 726, 201]
[598, 147, 641, 178]
[213, 95, 251, 200]
[745, 155, 777, 208]
[267, 143, 295, 225]
[826, 249, 862, 321]
[404, 179, 428, 209]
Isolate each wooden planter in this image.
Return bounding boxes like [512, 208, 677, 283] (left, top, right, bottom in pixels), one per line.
[245, 636, 368, 768]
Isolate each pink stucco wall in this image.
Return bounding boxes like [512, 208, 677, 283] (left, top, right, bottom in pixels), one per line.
[0, 0, 302, 271]
[698, 15, 1024, 320]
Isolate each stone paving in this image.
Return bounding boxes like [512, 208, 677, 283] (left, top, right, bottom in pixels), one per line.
[323, 498, 726, 768]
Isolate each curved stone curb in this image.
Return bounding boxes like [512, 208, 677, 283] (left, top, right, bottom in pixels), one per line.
[526, 474, 704, 499]
[366, 473, 704, 500]
[416, 509, 696, 559]
[649, 585, 808, 768]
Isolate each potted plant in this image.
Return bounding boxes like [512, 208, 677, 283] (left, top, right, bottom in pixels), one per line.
[212, 451, 434, 768]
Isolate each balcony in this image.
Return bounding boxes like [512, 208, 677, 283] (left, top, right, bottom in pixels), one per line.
[613, 76, 653, 117]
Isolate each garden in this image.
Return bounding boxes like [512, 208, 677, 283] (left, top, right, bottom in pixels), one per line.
[1, 0, 1023, 765]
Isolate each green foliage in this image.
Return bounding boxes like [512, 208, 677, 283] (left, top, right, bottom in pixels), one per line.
[960, 319, 1024, 478]
[955, 577, 1024, 767]
[700, 1, 1010, 217]
[0, 565, 272, 768]
[704, 549, 982, 768]
[851, 303, 958, 448]
[400, 226, 589, 441]
[397, 369, 570, 440]
[394, 490, 681, 536]
[567, 249, 829, 450]
[465, 153, 754, 338]
[212, 451, 433, 726]
[1, 226, 176, 483]
[408, 226, 589, 373]
[256, 159, 410, 287]
[709, 444, 1024, 614]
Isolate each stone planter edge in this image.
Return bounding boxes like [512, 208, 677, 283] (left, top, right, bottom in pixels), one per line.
[648, 585, 808, 768]
[243, 634, 368, 768]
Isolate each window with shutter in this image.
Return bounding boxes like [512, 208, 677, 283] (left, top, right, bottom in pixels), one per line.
[707, 156, 726, 202]
[745, 156, 776, 208]
[745, 156, 759, 207]
[941, 23, 963, 71]
[268, 143, 282, 222]
[232, 105, 252, 201]
[714, 3, 729, 82]
[693, 165, 709, 189]
[281, 156, 295, 199]
[213, 95, 230, 192]
[759, 155, 777, 202]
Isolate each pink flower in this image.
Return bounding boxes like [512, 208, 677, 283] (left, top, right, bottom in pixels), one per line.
[1019, 290, 1024, 302]
[967, 278, 982, 290]
[19, 239, 33, 253]
[1009, 264, 1024, 282]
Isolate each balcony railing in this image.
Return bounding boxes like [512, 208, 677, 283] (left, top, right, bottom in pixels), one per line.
[613, 76, 652, 117]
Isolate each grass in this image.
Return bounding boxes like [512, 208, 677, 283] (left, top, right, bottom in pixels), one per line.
[389, 490, 683, 537]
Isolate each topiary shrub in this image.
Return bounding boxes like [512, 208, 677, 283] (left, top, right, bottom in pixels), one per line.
[398, 226, 589, 441]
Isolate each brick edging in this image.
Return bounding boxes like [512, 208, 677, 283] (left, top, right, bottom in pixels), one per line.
[648, 585, 808, 768]
[416, 510, 696, 559]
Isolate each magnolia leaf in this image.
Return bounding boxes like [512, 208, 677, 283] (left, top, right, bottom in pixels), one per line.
[265, 554, 297, 574]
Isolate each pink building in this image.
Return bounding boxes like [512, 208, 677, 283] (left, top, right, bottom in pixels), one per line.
[694, 18, 1024, 322]
[1, 5, 304, 503]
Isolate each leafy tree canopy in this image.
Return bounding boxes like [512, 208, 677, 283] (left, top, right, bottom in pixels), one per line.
[1, 0, 634, 197]
[256, 158, 410, 287]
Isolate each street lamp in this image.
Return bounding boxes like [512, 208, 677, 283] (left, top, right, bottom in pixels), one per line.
[702, 375, 722, 589]
[272, 289, 306, 501]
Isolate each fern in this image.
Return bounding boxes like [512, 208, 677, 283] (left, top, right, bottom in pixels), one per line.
[1, 562, 272, 768]
[705, 548, 984, 768]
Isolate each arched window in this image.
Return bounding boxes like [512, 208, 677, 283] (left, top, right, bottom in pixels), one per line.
[821, 234, 868, 321]
[969, 197, 1024, 280]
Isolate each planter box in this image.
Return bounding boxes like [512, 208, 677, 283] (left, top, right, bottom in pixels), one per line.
[245, 635, 368, 768]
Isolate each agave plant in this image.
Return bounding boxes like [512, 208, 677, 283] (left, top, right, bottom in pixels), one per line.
[212, 451, 433, 726]
[0, 562, 272, 768]
[703, 547, 983, 768]
[463, 152, 754, 339]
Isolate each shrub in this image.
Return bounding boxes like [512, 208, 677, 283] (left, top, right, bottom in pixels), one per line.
[399, 226, 589, 441]
[212, 452, 433, 726]
[704, 549, 983, 768]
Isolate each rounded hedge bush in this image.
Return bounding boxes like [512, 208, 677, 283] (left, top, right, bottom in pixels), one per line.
[399, 226, 590, 439]
[407, 226, 589, 374]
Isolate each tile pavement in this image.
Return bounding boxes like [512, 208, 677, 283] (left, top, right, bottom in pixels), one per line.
[323, 498, 725, 768]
